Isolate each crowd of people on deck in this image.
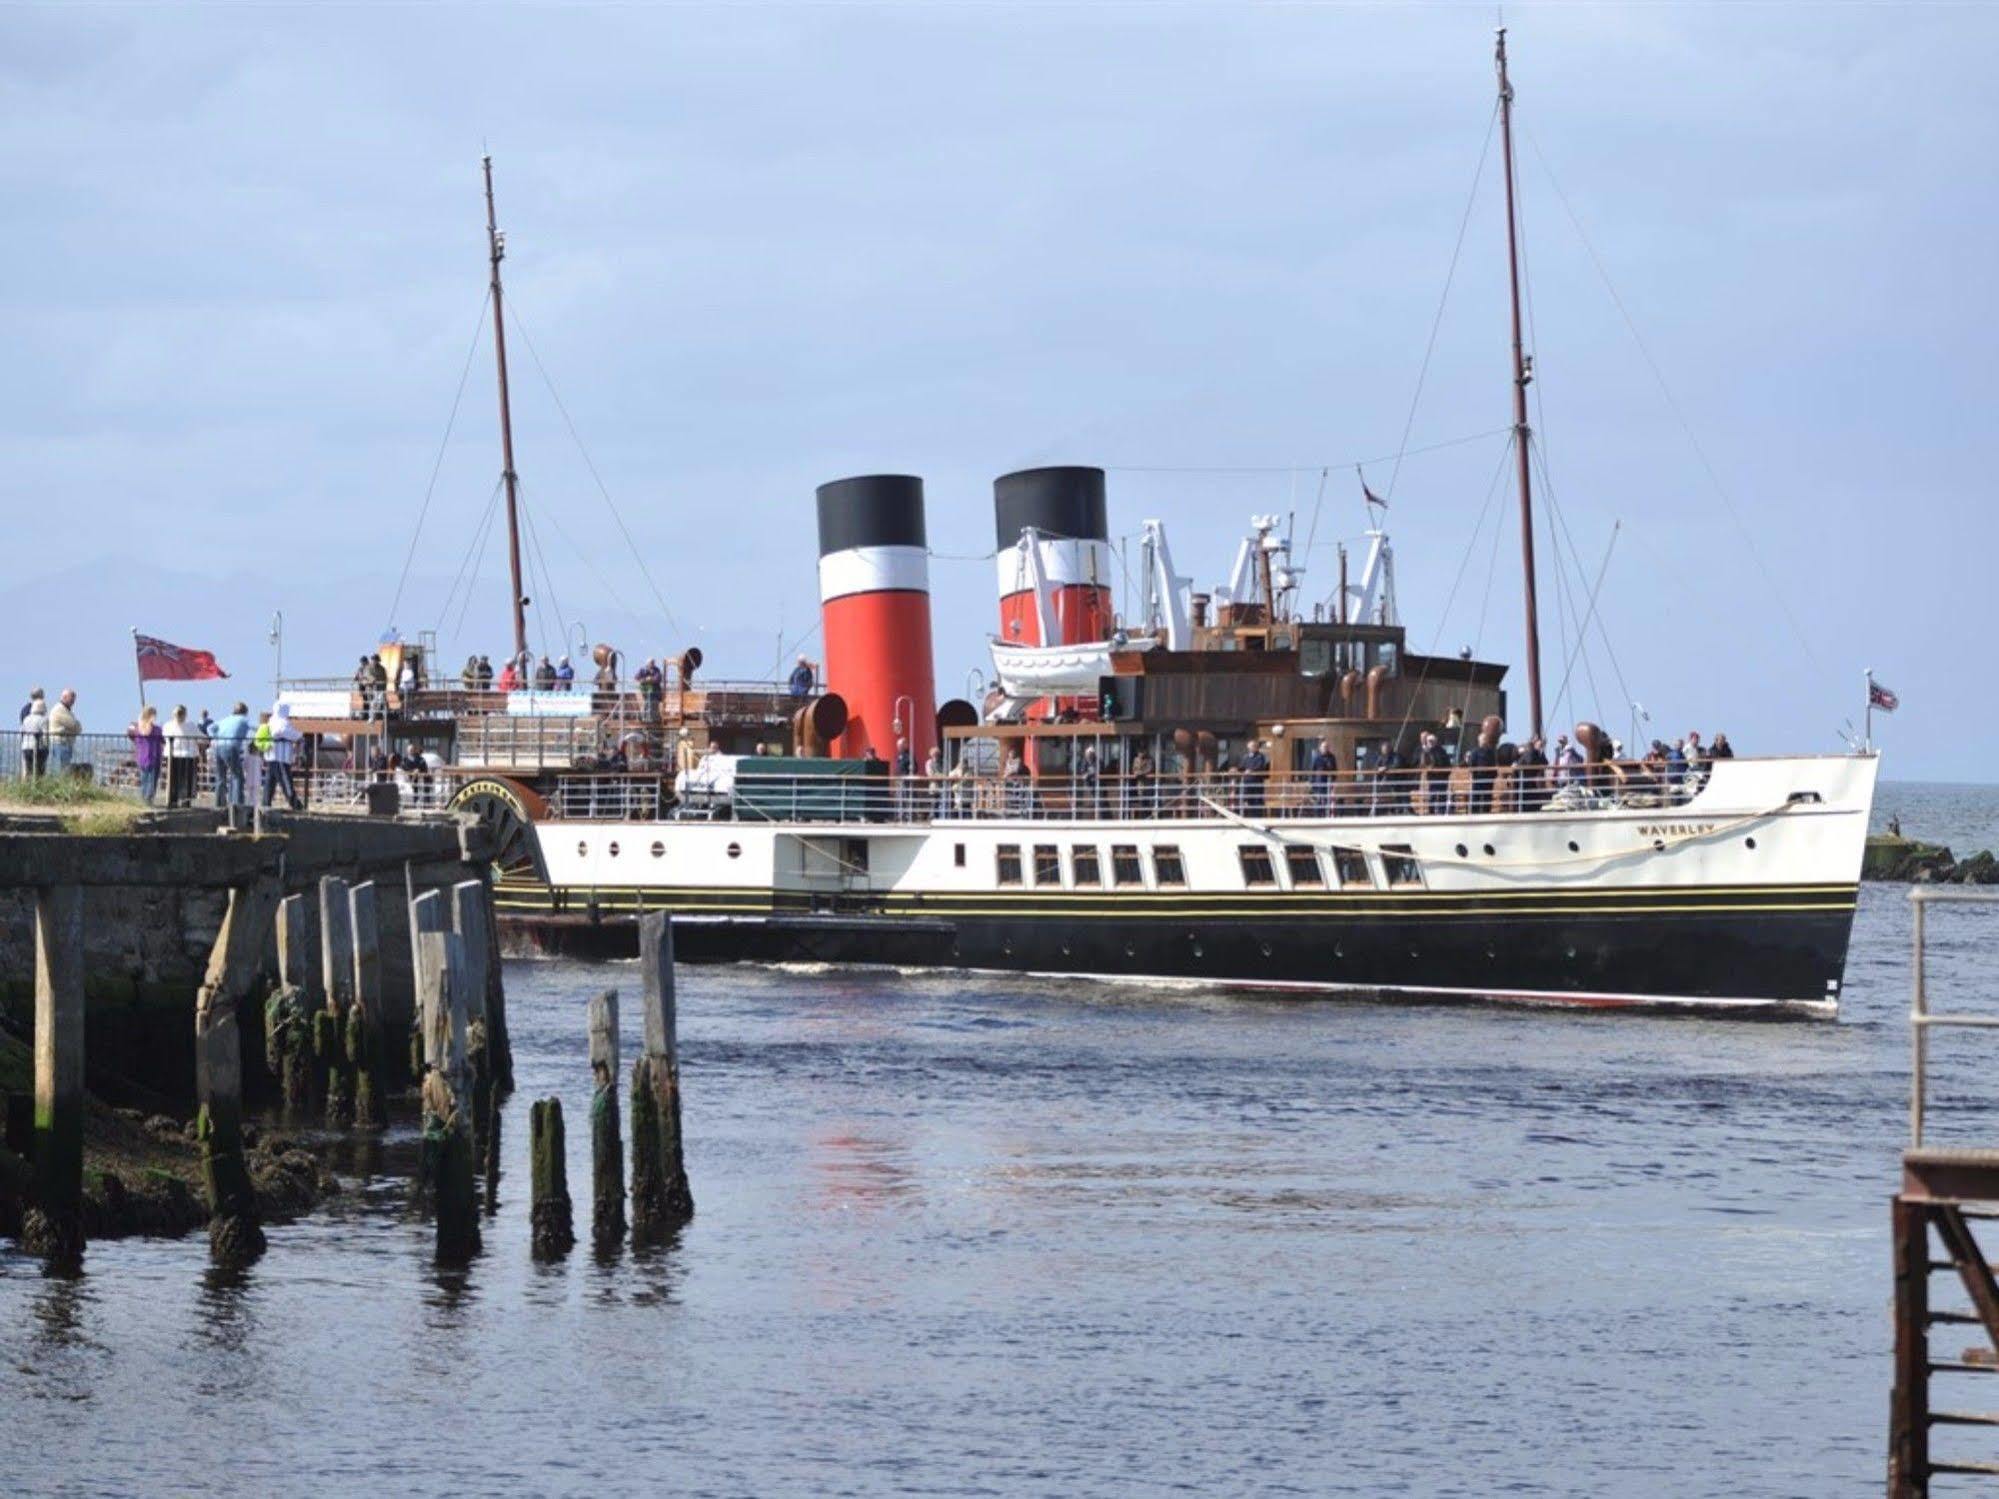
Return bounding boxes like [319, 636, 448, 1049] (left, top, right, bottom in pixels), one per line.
[781, 713, 1740, 824]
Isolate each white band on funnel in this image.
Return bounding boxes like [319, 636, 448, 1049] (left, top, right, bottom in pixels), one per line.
[995, 536, 1114, 597]
[820, 544, 930, 603]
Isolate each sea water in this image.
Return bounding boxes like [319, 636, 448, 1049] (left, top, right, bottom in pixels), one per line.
[3, 781, 1996, 1496]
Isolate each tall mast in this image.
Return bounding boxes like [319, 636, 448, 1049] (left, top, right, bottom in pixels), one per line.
[1496, 29, 1544, 743]
[483, 155, 529, 667]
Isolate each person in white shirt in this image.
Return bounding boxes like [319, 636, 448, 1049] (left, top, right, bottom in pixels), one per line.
[163, 704, 204, 806]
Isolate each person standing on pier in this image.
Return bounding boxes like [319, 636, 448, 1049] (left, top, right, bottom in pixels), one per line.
[212, 702, 251, 806]
[19, 691, 48, 779]
[128, 706, 163, 804]
[263, 703, 303, 810]
[48, 688, 81, 774]
[163, 705, 202, 806]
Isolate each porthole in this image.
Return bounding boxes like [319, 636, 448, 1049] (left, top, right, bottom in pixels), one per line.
[1652, 838, 1665, 853]
[608, 841, 621, 858]
[1745, 836, 1757, 850]
[1567, 840, 1580, 854]
[726, 841, 742, 859]
[1482, 843, 1495, 857]
[1455, 843, 1468, 858]
[651, 841, 665, 858]
[576, 840, 588, 857]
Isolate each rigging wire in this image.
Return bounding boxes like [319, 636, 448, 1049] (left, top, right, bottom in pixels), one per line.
[1548, 518, 1622, 725]
[1388, 431, 1517, 745]
[1384, 99, 1501, 503]
[505, 298, 681, 633]
[1535, 442, 1631, 725]
[448, 481, 506, 645]
[1105, 424, 1510, 482]
[516, 488, 567, 666]
[434, 477, 504, 642]
[1300, 466, 1331, 573]
[1523, 123, 1828, 683]
[387, 286, 493, 635]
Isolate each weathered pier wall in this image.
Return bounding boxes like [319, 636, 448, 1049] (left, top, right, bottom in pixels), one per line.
[0, 811, 496, 1111]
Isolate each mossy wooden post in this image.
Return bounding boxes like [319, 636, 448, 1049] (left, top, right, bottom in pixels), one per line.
[630, 913, 693, 1244]
[318, 875, 355, 1127]
[480, 872, 515, 1094]
[589, 989, 625, 1250]
[196, 881, 279, 1266]
[22, 884, 84, 1266]
[408, 888, 447, 1089]
[450, 880, 495, 1168]
[529, 1097, 575, 1258]
[417, 929, 479, 1264]
[348, 881, 385, 1130]
[267, 893, 315, 1117]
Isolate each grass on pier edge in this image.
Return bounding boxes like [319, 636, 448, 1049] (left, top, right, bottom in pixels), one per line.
[0, 775, 149, 835]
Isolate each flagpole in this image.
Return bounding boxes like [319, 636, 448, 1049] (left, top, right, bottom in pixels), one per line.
[132, 627, 147, 712]
[1864, 667, 1873, 752]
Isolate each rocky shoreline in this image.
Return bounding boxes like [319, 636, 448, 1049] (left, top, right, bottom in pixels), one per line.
[0, 1031, 338, 1246]
[1863, 834, 1999, 885]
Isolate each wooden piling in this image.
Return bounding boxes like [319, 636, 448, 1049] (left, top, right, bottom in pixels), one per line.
[319, 876, 355, 1126]
[195, 881, 279, 1265]
[630, 913, 693, 1244]
[589, 989, 625, 1250]
[22, 884, 85, 1265]
[348, 881, 386, 1130]
[417, 929, 480, 1264]
[529, 1097, 575, 1258]
[481, 872, 515, 1094]
[268, 892, 316, 1117]
[450, 881, 496, 1165]
[408, 888, 447, 1088]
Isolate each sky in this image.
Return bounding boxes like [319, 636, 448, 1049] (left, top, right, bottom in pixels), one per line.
[0, 2, 1990, 779]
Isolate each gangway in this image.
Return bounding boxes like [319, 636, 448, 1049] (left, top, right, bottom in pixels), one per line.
[1890, 888, 1999, 1494]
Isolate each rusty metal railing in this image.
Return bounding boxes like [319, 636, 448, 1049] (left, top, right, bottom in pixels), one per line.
[1909, 887, 1999, 1149]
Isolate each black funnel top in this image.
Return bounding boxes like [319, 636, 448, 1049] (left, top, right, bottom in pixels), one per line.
[994, 466, 1107, 548]
[816, 475, 927, 557]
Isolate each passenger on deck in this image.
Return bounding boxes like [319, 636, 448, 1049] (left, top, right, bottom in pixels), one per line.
[1464, 726, 1498, 814]
[556, 656, 575, 691]
[1240, 738, 1270, 819]
[1129, 749, 1155, 818]
[1310, 738, 1339, 816]
[1711, 732, 1734, 759]
[1080, 742, 1101, 817]
[476, 655, 494, 691]
[1374, 739, 1407, 816]
[1417, 731, 1449, 815]
[535, 656, 557, 692]
[788, 655, 816, 699]
[1516, 736, 1550, 810]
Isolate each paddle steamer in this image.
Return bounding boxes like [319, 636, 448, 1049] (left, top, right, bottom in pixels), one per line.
[284, 33, 1876, 1015]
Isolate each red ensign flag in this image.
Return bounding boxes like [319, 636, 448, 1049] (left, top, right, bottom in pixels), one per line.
[135, 633, 229, 683]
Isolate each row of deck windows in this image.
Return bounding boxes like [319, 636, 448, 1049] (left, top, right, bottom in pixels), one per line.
[989, 841, 1424, 891]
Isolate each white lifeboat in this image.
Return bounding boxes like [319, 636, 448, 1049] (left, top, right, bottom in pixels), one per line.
[988, 634, 1156, 697]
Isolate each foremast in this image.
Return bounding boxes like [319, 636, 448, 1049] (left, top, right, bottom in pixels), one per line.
[483, 156, 530, 668]
[1495, 29, 1544, 743]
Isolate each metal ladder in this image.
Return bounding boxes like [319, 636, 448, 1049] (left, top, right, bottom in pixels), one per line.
[1892, 887, 1999, 1494]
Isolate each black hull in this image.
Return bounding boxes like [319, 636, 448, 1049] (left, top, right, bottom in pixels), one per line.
[496, 885, 1857, 1014]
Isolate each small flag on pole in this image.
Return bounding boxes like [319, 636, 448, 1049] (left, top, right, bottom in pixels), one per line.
[135, 633, 229, 683]
[1868, 679, 1900, 713]
[1359, 469, 1388, 511]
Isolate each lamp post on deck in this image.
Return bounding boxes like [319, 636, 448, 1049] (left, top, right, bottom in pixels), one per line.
[268, 612, 283, 701]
